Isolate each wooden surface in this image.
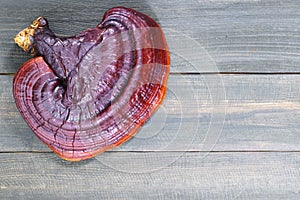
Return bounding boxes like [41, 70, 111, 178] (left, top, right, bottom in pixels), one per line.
[1, 0, 300, 199]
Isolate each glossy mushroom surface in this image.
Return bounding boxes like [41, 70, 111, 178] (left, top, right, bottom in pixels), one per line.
[13, 7, 170, 161]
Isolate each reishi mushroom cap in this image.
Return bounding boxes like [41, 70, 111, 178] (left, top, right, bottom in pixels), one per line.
[13, 7, 170, 161]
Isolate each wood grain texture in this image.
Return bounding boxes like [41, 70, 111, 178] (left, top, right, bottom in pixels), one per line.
[1, 0, 300, 73]
[2, 0, 300, 199]
[1, 152, 300, 200]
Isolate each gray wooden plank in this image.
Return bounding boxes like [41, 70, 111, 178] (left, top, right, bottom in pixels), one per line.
[0, 152, 300, 199]
[2, 74, 300, 152]
[1, 0, 300, 73]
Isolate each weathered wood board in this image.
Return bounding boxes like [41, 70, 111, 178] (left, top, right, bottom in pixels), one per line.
[1, 74, 300, 152]
[1, 0, 300, 73]
[1, 152, 300, 199]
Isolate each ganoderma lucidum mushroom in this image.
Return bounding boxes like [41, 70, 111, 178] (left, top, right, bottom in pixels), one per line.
[13, 7, 170, 161]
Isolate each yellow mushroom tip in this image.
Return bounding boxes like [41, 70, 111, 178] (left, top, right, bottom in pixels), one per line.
[14, 17, 46, 53]
[14, 27, 34, 52]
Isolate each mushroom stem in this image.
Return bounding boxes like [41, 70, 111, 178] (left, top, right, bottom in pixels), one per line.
[15, 17, 105, 79]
